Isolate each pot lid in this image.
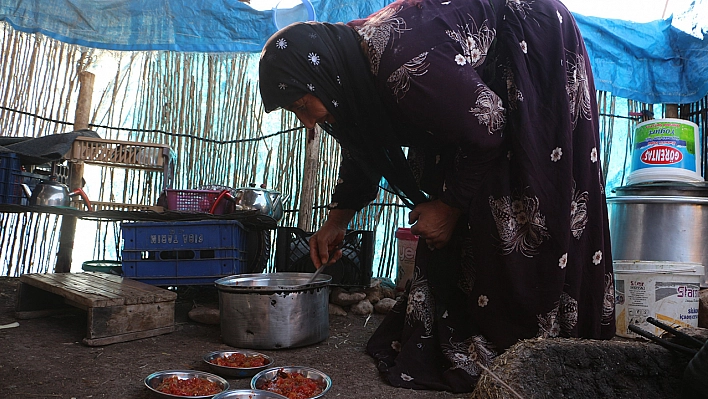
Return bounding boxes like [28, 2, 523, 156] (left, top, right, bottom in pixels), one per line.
[612, 181, 708, 197]
[215, 272, 330, 292]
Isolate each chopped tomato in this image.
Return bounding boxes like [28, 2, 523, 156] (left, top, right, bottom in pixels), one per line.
[155, 375, 221, 396]
[258, 370, 325, 399]
[211, 353, 268, 368]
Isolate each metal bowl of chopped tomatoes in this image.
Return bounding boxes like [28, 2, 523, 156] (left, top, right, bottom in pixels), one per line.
[250, 366, 331, 399]
[203, 350, 274, 378]
[212, 389, 289, 399]
[144, 370, 229, 398]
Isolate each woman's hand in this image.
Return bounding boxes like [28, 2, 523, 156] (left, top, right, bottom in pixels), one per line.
[309, 209, 355, 268]
[409, 199, 461, 250]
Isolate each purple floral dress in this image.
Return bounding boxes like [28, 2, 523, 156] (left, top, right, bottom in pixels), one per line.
[331, 0, 617, 392]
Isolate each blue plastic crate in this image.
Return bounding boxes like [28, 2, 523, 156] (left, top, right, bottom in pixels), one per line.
[0, 153, 46, 205]
[121, 256, 247, 285]
[0, 152, 22, 204]
[120, 220, 248, 285]
[121, 219, 247, 251]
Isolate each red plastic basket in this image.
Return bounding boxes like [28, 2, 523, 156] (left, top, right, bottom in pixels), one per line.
[165, 189, 229, 214]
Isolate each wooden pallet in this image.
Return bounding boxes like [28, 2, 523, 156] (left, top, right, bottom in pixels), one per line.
[15, 272, 177, 346]
[72, 201, 165, 213]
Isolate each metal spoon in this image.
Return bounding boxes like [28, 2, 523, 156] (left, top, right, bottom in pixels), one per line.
[306, 243, 342, 284]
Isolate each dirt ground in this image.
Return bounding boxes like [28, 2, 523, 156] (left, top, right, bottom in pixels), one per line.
[0, 277, 469, 399]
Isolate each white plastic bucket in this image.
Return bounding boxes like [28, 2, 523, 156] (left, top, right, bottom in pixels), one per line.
[395, 228, 419, 291]
[627, 118, 703, 185]
[613, 260, 703, 338]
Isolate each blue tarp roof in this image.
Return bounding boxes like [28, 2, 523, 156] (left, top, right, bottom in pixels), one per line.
[1, 0, 707, 104]
[576, 13, 708, 104]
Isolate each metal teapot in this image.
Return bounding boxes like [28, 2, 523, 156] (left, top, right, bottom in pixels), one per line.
[210, 183, 284, 221]
[21, 178, 93, 211]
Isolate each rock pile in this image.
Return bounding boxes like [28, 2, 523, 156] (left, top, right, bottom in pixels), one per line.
[329, 279, 399, 316]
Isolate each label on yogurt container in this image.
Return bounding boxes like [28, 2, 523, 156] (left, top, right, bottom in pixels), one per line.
[631, 120, 698, 173]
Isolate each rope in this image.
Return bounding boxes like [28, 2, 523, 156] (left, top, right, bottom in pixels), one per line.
[0, 105, 303, 144]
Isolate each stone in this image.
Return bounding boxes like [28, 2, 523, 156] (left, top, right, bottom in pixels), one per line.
[381, 286, 397, 300]
[350, 299, 374, 315]
[329, 303, 347, 316]
[369, 278, 382, 288]
[331, 287, 367, 307]
[374, 298, 397, 314]
[187, 306, 220, 325]
[364, 286, 381, 304]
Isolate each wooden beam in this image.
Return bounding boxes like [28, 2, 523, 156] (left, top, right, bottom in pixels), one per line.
[665, 104, 679, 119]
[74, 71, 95, 130]
[297, 126, 321, 232]
[55, 70, 94, 273]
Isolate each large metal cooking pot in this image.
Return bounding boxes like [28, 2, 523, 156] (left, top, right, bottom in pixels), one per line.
[607, 182, 708, 286]
[214, 273, 331, 349]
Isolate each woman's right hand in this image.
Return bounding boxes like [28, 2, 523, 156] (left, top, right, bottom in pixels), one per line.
[309, 209, 355, 268]
[409, 199, 461, 250]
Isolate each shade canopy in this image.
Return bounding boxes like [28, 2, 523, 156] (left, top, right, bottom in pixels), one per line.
[1, 0, 707, 103]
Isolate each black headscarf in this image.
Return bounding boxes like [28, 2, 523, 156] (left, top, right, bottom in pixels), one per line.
[259, 22, 428, 209]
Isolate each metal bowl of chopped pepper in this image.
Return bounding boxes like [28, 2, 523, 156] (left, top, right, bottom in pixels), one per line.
[203, 350, 274, 378]
[250, 366, 331, 399]
[144, 370, 229, 399]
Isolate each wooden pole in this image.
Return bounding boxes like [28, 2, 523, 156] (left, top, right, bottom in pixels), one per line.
[297, 126, 321, 232]
[665, 104, 679, 119]
[55, 71, 94, 273]
[661, 0, 670, 19]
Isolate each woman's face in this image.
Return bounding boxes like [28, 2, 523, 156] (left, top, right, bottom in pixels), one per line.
[285, 94, 335, 129]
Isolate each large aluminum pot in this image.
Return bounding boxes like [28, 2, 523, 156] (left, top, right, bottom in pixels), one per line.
[215, 273, 331, 349]
[607, 182, 708, 286]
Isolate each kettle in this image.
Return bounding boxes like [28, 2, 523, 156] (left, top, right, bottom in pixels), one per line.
[209, 183, 285, 221]
[21, 178, 93, 211]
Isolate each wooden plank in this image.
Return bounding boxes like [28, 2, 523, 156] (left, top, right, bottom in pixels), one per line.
[19, 273, 176, 307]
[20, 273, 124, 307]
[58, 272, 160, 305]
[87, 301, 175, 340]
[19, 273, 115, 308]
[43, 273, 125, 301]
[83, 326, 175, 346]
[81, 272, 178, 302]
[84, 272, 177, 303]
[20, 273, 120, 298]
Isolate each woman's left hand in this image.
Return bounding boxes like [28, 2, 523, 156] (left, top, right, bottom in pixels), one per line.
[409, 199, 461, 250]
